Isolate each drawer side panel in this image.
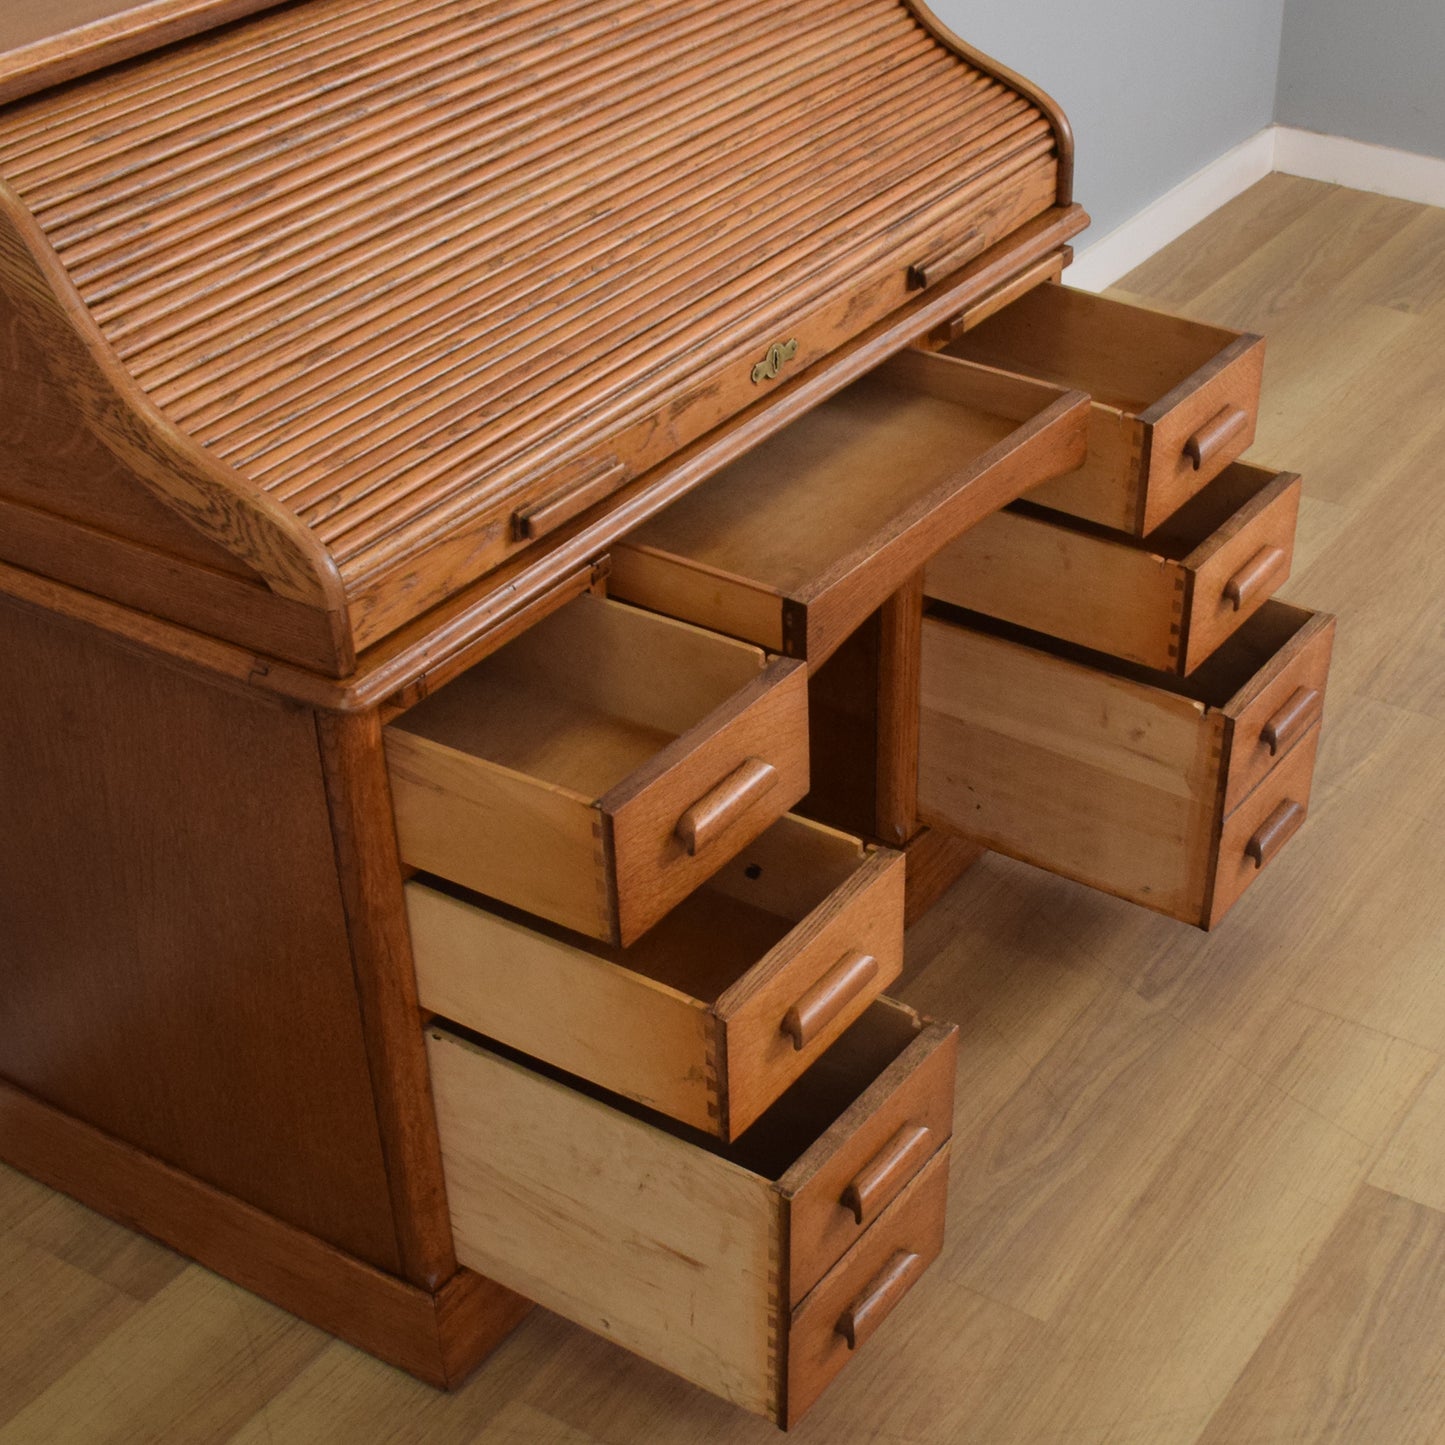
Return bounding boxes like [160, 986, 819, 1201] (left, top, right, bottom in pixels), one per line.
[428, 1028, 780, 1416]
[918, 616, 1221, 920]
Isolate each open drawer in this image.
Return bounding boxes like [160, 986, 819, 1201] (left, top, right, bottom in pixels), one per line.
[609, 348, 1088, 664]
[943, 283, 1264, 535]
[925, 462, 1302, 675]
[384, 593, 809, 946]
[919, 600, 1334, 928]
[408, 813, 906, 1141]
[427, 997, 957, 1427]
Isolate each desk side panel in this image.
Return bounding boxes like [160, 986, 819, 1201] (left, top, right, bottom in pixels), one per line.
[0, 595, 401, 1272]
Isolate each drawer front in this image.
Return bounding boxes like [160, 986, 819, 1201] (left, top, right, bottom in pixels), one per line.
[1176, 466, 1301, 672]
[384, 594, 810, 946]
[926, 464, 1301, 676]
[714, 835, 908, 1140]
[945, 283, 1264, 535]
[919, 603, 1332, 928]
[782, 1014, 959, 1298]
[786, 1147, 950, 1428]
[1222, 609, 1335, 813]
[407, 814, 905, 1141]
[609, 347, 1088, 665]
[426, 1002, 954, 1424]
[1135, 334, 1265, 532]
[1209, 725, 1321, 926]
[603, 659, 811, 943]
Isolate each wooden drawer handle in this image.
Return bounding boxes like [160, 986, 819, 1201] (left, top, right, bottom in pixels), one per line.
[1184, 404, 1250, 471]
[1223, 545, 1288, 612]
[841, 1124, 933, 1226]
[782, 951, 880, 1053]
[836, 1250, 924, 1351]
[512, 457, 627, 540]
[1261, 686, 1323, 757]
[907, 228, 984, 290]
[1246, 799, 1305, 870]
[674, 757, 778, 857]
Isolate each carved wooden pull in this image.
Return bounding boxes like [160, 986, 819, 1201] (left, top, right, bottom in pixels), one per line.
[781, 951, 879, 1053]
[1184, 404, 1249, 471]
[841, 1125, 933, 1226]
[836, 1250, 924, 1351]
[1246, 799, 1305, 869]
[512, 457, 627, 540]
[1261, 687, 1323, 757]
[1223, 545, 1288, 612]
[674, 757, 777, 857]
[907, 228, 984, 290]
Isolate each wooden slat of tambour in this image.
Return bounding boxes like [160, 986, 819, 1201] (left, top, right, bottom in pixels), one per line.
[322, 142, 1057, 567]
[65, 1, 785, 288]
[130, 22, 947, 393]
[18, 0, 596, 196]
[219, 93, 1034, 493]
[143, 59, 982, 453]
[159, 41, 953, 433]
[63, 0, 769, 274]
[0, 0, 1065, 645]
[3, 0, 493, 190]
[149, 134, 1040, 546]
[57, 2, 823, 253]
[134, 7, 932, 415]
[101, 4, 912, 368]
[96, 26, 895, 413]
[0, 0, 420, 152]
[284, 124, 1052, 544]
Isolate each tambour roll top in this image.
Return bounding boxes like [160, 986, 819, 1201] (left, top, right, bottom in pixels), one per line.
[0, 0, 1074, 675]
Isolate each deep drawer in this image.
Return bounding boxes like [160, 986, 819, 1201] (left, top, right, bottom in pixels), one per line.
[918, 600, 1334, 927]
[427, 998, 957, 1427]
[925, 462, 1301, 674]
[384, 593, 809, 946]
[942, 282, 1264, 535]
[408, 813, 906, 1141]
[609, 347, 1088, 664]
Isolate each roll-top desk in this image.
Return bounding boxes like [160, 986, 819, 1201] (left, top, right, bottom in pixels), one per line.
[0, 0, 1333, 1427]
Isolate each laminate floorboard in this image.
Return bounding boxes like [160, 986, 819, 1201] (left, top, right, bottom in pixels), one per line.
[5, 176, 1445, 1442]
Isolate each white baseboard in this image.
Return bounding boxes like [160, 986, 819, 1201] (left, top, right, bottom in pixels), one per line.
[1065, 129, 1276, 292]
[1066, 125, 1445, 293]
[1273, 126, 1445, 209]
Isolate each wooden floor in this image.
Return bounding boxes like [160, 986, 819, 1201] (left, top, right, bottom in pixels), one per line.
[6, 175, 1445, 1443]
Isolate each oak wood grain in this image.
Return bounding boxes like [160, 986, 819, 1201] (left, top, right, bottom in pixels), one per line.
[0, 594, 399, 1268]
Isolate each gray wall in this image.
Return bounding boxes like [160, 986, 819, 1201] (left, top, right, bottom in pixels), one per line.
[1277, 0, 1445, 159]
[927, 1, 1287, 240]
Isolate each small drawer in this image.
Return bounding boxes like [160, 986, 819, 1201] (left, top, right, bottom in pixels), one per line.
[609, 347, 1088, 664]
[428, 998, 958, 1426]
[384, 592, 809, 946]
[919, 600, 1334, 927]
[943, 283, 1265, 535]
[408, 813, 906, 1141]
[925, 462, 1302, 675]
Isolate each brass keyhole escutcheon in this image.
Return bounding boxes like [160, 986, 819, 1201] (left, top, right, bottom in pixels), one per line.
[751, 337, 799, 385]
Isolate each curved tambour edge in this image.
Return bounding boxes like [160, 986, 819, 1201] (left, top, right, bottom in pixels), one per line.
[0, 0, 1075, 677]
[904, 2, 1075, 204]
[0, 184, 354, 673]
